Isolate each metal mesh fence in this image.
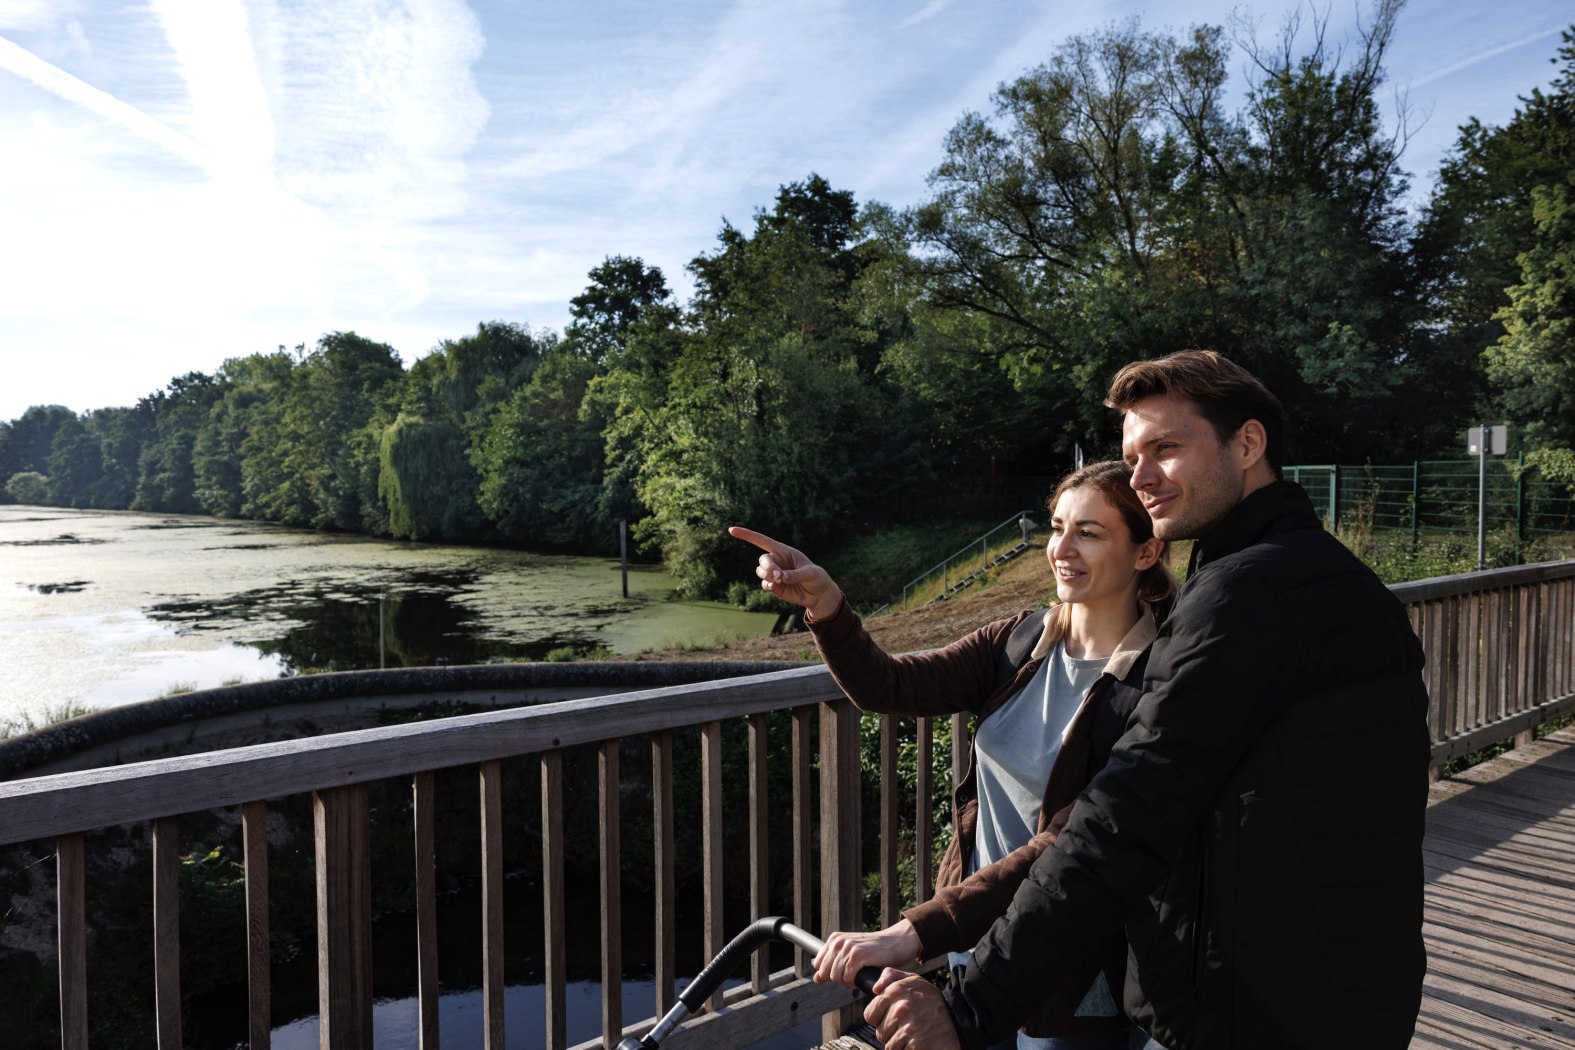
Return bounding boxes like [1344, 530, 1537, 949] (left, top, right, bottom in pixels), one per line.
[1282, 458, 1575, 563]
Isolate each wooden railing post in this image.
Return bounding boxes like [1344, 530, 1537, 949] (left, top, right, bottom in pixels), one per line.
[820, 697, 862, 1042]
[915, 718, 934, 906]
[879, 714, 899, 927]
[481, 760, 505, 1050]
[701, 720, 725, 1012]
[242, 801, 272, 1050]
[57, 832, 87, 1050]
[314, 784, 372, 1050]
[791, 707, 814, 978]
[542, 751, 566, 1049]
[748, 712, 770, 993]
[412, 773, 440, 1050]
[652, 731, 677, 1015]
[600, 739, 623, 1045]
[153, 815, 182, 1050]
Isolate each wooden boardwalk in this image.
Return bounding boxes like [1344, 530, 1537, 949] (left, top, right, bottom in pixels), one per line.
[816, 727, 1575, 1050]
[1413, 725, 1575, 1049]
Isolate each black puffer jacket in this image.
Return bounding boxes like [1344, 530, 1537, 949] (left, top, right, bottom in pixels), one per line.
[945, 481, 1430, 1050]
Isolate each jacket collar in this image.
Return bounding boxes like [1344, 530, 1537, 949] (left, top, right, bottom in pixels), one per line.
[1029, 601, 1159, 676]
[1186, 480, 1322, 576]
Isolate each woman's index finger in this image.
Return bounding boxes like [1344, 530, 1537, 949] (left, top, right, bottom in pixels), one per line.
[727, 525, 786, 556]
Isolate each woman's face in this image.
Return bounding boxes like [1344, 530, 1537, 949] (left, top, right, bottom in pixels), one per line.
[1046, 485, 1158, 609]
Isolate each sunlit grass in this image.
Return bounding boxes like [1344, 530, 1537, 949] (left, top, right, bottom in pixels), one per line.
[0, 701, 93, 740]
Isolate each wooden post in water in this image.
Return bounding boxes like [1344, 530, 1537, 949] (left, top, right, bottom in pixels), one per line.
[620, 519, 629, 598]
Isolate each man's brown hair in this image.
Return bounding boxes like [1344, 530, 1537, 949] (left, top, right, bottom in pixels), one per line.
[1105, 350, 1285, 475]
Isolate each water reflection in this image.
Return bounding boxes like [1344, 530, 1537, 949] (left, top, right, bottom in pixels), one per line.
[148, 570, 592, 675]
[0, 505, 777, 712]
[269, 981, 819, 1050]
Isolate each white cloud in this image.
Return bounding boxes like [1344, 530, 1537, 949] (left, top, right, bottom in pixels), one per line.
[250, 0, 489, 220]
[0, 0, 69, 31]
[148, 0, 274, 181]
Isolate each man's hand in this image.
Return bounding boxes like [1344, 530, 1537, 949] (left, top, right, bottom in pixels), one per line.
[864, 969, 962, 1050]
[726, 526, 844, 622]
[813, 919, 922, 987]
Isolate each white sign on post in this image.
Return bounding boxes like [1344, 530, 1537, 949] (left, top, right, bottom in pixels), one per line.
[1467, 425, 1508, 456]
[1467, 424, 1510, 569]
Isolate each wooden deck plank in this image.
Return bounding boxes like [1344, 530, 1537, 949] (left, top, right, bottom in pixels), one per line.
[1413, 730, 1575, 1049]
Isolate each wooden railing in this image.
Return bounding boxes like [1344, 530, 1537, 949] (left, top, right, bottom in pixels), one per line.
[1392, 559, 1575, 767]
[1, 560, 1572, 1050]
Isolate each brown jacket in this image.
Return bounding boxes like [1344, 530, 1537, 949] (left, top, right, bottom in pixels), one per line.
[808, 601, 1155, 1037]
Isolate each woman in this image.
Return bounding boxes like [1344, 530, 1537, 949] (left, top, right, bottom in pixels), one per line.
[729, 460, 1174, 1050]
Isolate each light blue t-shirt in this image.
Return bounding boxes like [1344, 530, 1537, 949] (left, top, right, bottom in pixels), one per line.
[968, 638, 1106, 874]
[948, 639, 1119, 1023]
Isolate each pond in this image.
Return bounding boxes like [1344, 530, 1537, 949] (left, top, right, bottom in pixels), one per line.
[0, 504, 778, 723]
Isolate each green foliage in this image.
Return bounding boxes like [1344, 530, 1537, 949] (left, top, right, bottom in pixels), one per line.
[133, 371, 222, 514]
[194, 351, 294, 517]
[4, 470, 48, 505]
[379, 413, 484, 540]
[1485, 178, 1575, 453]
[474, 345, 612, 548]
[1526, 447, 1575, 485]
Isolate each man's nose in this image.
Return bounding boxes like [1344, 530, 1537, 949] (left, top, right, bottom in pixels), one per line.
[1129, 457, 1157, 491]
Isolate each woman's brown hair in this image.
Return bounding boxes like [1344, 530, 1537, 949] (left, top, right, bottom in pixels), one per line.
[1048, 459, 1175, 612]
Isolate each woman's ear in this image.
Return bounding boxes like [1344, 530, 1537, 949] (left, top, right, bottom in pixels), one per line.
[1134, 536, 1163, 571]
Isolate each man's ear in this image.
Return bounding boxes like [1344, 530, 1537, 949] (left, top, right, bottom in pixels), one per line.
[1236, 419, 1268, 471]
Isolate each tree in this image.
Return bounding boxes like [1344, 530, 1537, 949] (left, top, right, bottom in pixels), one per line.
[133, 372, 222, 514]
[46, 415, 102, 508]
[475, 347, 610, 548]
[0, 405, 75, 501]
[614, 176, 913, 594]
[194, 351, 295, 518]
[255, 333, 404, 531]
[4, 471, 48, 504]
[565, 256, 678, 363]
[378, 413, 485, 541]
[1416, 26, 1575, 450]
[895, 4, 1426, 461]
[1415, 28, 1575, 349]
[1484, 178, 1575, 454]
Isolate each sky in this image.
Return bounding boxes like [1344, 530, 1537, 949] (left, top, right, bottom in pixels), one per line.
[0, 0, 1570, 423]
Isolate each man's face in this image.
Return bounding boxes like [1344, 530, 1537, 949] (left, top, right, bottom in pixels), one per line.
[1121, 394, 1247, 541]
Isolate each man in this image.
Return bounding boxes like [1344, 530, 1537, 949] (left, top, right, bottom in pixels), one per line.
[867, 350, 1430, 1050]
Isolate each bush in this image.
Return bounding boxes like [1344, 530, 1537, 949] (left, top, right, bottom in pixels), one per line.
[5, 471, 48, 504]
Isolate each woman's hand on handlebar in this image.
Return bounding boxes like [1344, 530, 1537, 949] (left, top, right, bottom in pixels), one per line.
[812, 919, 922, 988]
[727, 526, 844, 622]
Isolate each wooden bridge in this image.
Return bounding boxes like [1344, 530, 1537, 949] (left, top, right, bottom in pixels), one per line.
[0, 559, 1572, 1050]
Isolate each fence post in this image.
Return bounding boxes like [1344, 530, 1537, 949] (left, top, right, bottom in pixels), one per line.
[1516, 452, 1526, 554]
[1331, 465, 1342, 526]
[1411, 461, 1421, 547]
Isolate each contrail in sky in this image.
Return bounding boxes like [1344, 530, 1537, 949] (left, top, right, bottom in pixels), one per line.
[1411, 23, 1568, 88]
[0, 33, 212, 172]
